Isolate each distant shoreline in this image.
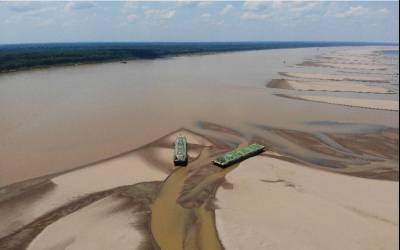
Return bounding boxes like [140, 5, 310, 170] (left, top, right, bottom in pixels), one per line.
[0, 41, 397, 74]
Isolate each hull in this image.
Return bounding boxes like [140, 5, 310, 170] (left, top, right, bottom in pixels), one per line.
[213, 144, 265, 168]
[174, 136, 188, 166]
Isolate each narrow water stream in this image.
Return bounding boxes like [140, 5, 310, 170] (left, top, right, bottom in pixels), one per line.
[150, 158, 239, 250]
[151, 168, 191, 250]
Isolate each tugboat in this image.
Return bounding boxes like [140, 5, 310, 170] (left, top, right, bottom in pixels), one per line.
[174, 135, 188, 166]
[213, 143, 265, 168]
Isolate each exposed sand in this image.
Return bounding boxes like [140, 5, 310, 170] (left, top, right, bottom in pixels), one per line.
[253, 125, 399, 180]
[0, 129, 219, 249]
[0, 129, 205, 239]
[280, 72, 390, 83]
[273, 47, 398, 129]
[216, 156, 399, 250]
[268, 79, 392, 93]
[0, 148, 167, 239]
[26, 196, 143, 250]
[316, 62, 389, 71]
[0, 126, 398, 250]
[279, 94, 399, 111]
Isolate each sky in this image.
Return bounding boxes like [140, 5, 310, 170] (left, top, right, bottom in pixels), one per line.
[0, 1, 398, 44]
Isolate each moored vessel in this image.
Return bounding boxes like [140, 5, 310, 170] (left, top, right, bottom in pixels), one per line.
[213, 143, 265, 168]
[174, 135, 188, 166]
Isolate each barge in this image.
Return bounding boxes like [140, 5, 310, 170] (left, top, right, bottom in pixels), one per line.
[213, 143, 265, 168]
[174, 135, 188, 166]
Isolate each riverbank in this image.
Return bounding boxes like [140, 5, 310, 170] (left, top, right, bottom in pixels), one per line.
[1, 42, 396, 74]
[216, 155, 399, 250]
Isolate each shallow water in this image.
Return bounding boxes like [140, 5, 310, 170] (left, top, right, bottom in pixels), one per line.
[0, 46, 398, 187]
[150, 149, 236, 250]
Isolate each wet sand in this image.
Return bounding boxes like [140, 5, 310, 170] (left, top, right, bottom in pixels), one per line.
[268, 79, 393, 94]
[251, 125, 399, 180]
[278, 94, 399, 111]
[279, 72, 391, 83]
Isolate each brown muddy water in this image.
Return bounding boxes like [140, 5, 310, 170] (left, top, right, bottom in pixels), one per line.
[0, 46, 398, 187]
[151, 143, 239, 250]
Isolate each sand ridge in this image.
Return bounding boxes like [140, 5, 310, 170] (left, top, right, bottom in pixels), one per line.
[271, 47, 398, 113]
[0, 129, 227, 250]
[278, 94, 399, 111]
[0, 126, 398, 250]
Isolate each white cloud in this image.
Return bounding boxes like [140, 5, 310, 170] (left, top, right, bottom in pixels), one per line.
[378, 8, 389, 15]
[271, 0, 312, 11]
[336, 6, 368, 18]
[214, 20, 224, 26]
[144, 9, 176, 20]
[241, 1, 321, 23]
[243, 1, 270, 11]
[64, 2, 96, 11]
[6, 2, 40, 13]
[175, 1, 195, 7]
[241, 12, 270, 20]
[197, 2, 212, 8]
[289, 2, 319, 13]
[241, 1, 272, 20]
[123, 1, 138, 10]
[201, 13, 211, 19]
[127, 14, 138, 22]
[220, 4, 233, 16]
[2, 1, 58, 21]
[122, 1, 138, 14]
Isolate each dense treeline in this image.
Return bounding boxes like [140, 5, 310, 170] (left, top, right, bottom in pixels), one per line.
[0, 42, 394, 73]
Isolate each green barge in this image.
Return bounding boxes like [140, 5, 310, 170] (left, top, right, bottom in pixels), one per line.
[213, 143, 265, 168]
[174, 135, 188, 166]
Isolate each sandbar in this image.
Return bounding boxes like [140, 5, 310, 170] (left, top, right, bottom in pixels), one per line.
[278, 94, 399, 111]
[216, 156, 399, 250]
[268, 79, 392, 94]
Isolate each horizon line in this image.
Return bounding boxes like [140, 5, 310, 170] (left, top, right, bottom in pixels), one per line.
[1, 40, 398, 46]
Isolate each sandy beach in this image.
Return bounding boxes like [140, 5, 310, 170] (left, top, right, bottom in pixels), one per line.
[216, 156, 399, 250]
[268, 47, 399, 111]
[0, 46, 398, 250]
[278, 94, 399, 111]
[268, 79, 393, 93]
[279, 72, 391, 83]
